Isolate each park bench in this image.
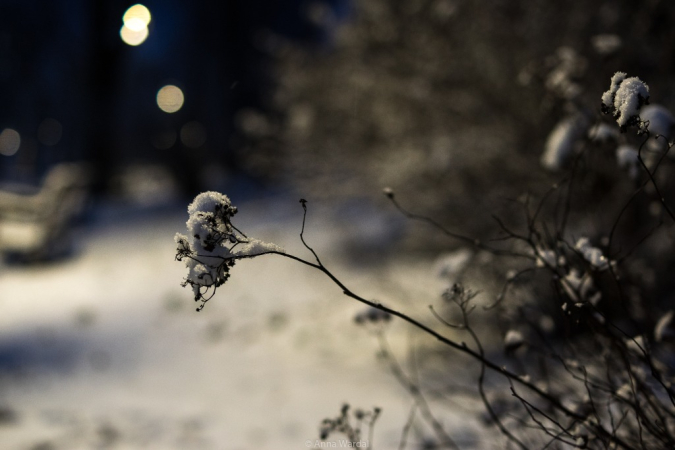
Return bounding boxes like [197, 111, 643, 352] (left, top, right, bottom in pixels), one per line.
[0, 163, 90, 260]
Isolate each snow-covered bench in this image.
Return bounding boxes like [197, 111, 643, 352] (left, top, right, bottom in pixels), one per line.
[0, 163, 90, 260]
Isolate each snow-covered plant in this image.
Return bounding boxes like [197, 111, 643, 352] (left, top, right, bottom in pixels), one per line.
[175, 191, 284, 311]
[175, 71, 675, 449]
[601, 72, 650, 130]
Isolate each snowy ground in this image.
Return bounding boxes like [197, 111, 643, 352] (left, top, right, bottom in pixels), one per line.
[0, 195, 492, 449]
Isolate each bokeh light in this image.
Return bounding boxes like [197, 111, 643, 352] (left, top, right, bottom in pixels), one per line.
[120, 4, 151, 46]
[0, 128, 21, 156]
[123, 4, 151, 31]
[120, 24, 149, 46]
[37, 118, 63, 146]
[156, 85, 184, 113]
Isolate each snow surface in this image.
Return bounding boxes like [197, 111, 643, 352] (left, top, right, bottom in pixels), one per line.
[0, 198, 489, 449]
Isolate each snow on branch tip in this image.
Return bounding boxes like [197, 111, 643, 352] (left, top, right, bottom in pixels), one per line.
[175, 191, 284, 311]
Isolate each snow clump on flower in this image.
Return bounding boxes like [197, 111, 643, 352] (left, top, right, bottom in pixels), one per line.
[601, 72, 650, 130]
[175, 191, 284, 310]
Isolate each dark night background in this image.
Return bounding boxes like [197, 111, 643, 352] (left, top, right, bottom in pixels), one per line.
[0, 0, 349, 194]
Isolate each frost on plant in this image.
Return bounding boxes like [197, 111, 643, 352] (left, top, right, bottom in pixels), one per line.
[601, 72, 650, 130]
[175, 192, 284, 311]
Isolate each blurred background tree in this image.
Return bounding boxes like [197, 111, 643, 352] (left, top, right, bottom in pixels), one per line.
[0, 0, 673, 229]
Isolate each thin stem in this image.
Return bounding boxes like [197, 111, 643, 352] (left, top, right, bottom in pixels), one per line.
[387, 195, 533, 259]
[637, 133, 675, 223]
[398, 404, 418, 450]
[262, 249, 634, 450]
[299, 199, 323, 265]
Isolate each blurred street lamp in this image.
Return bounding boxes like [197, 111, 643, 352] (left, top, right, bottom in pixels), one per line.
[120, 4, 151, 46]
[157, 85, 184, 113]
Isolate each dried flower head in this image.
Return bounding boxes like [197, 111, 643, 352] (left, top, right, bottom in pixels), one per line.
[175, 192, 284, 310]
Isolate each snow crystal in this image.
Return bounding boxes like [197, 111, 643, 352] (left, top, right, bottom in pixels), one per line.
[540, 115, 588, 171]
[575, 237, 609, 271]
[602, 73, 649, 129]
